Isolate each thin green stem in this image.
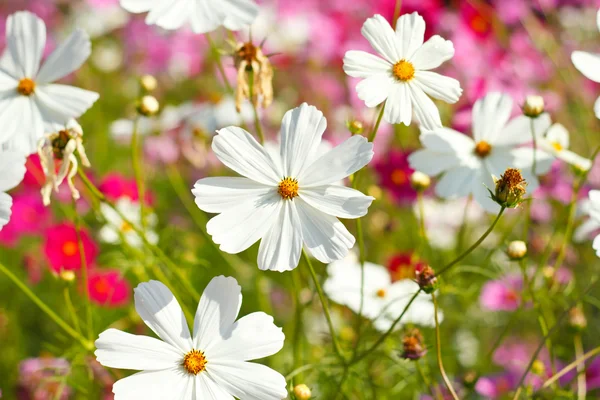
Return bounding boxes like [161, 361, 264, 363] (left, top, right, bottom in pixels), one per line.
[541, 345, 600, 391]
[352, 218, 367, 359]
[131, 116, 147, 230]
[205, 33, 233, 93]
[73, 201, 93, 340]
[438, 207, 505, 276]
[63, 287, 82, 336]
[392, 0, 403, 28]
[291, 268, 304, 383]
[417, 191, 428, 247]
[334, 365, 350, 400]
[248, 70, 265, 144]
[416, 360, 435, 397]
[0, 262, 93, 351]
[574, 334, 587, 400]
[432, 293, 459, 400]
[368, 103, 385, 142]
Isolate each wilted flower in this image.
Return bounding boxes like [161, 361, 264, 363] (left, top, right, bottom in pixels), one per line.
[522, 95, 545, 118]
[401, 328, 427, 360]
[38, 120, 90, 206]
[490, 168, 527, 209]
[233, 40, 274, 112]
[415, 265, 438, 294]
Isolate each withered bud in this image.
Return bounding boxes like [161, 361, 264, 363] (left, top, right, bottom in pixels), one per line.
[568, 306, 587, 331]
[401, 328, 427, 360]
[490, 168, 527, 208]
[507, 240, 527, 260]
[137, 95, 160, 116]
[140, 74, 158, 92]
[233, 41, 273, 113]
[523, 95, 545, 118]
[415, 265, 438, 294]
[346, 119, 364, 135]
[293, 384, 312, 400]
[410, 171, 431, 191]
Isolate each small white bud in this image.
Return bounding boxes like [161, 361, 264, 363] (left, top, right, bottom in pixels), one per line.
[523, 95, 544, 118]
[140, 74, 158, 92]
[507, 240, 527, 260]
[138, 95, 160, 116]
[410, 171, 431, 191]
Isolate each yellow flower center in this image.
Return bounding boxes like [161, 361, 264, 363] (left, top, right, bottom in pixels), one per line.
[392, 60, 415, 82]
[183, 350, 207, 375]
[475, 141, 492, 158]
[120, 221, 134, 233]
[376, 288, 387, 298]
[17, 78, 36, 96]
[278, 177, 299, 200]
[391, 169, 408, 185]
[62, 241, 78, 257]
[551, 142, 563, 152]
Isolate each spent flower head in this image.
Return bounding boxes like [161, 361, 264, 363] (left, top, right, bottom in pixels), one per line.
[401, 328, 427, 360]
[233, 40, 274, 113]
[490, 168, 527, 209]
[415, 265, 438, 294]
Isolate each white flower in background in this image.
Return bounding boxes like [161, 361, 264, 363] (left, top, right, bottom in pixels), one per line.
[409, 92, 554, 212]
[0, 151, 26, 230]
[193, 103, 374, 272]
[574, 197, 600, 243]
[110, 105, 184, 143]
[213, 96, 254, 127]
[0, 11, 99, 154]
[119, 0, 259, 34]
[323, 252, 439, 332]
[538, 123, 592, 171]
[72, 2, 130, 39]
[343, 13, 462, 129]
[99, 197, 158, 248]
[571, 9, 600, 119]
[95, 276, 287, 400]
[38, 119, 90, 205]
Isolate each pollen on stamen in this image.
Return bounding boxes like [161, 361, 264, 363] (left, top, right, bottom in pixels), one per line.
[475, 141, 492, 158]
[392, 60, 415, 82]
[17, 78, 36, 96]
[183, 350, 207, 375]
[278, 177, 299, 200]
[552, 142, 563, 152]
[376, 288, 387, 298]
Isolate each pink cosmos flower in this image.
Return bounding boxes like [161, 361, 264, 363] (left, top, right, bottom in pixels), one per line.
[480, 274, 523, 311]
[475, 373, 517, 399]
[374, 150, 418, 204]
[18, 357, 71, 400]
[44, 223, 98, 273]
[87, 269, 131, 307]
[0, 192, 52, 247]
[98, 173, 152, 205]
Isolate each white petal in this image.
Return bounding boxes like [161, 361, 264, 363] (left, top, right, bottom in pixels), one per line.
[112, 368, 194, 400]
[472, 92, 513, 143]
[414, 71, 462, 104]
[299, 135, 374, 187]
[120, 0, 153, 13]
[420, 128, 474, 153]
[361, 14, 400, 64]
[36, 29, 91, 84]
[35, 84, 99, 123]
[471, 168, 500, 213]
[384, 83, 411, 125]
[95, 328, 182, 371]
[192, 177, 273, 214]
[395, 12, 425, 59]
[147, 0, 192, 30]
[0, 56, 18, 89]
[207, 361, 287, 400]
[189, 0, 221, 33]
[0, 94, 30, 145]
[295, 198, 355, 263]
[193, 276, 242, 352]
[408, 83, 442, 130]
[410, 35, 455, 70]
[257, 200, 303, 272]
[595, 96, 600, 119]
[207, 312, 284, 361]
[435, 165, 477, 199]
[408, 149, 463, 176]
[197, 374, 235, 399]
[300, 185, 374, 219]
[6, 11, 46, 78]
[134, 281, 193, 353]
[510, 147, 554, 175]
[0, 150, 26, 191]
[10, 96, 45, 154]
[557, 149, 592, 171]
[343, 50, 391, 78]
[280, 103, 327, 178]
[545, 123, 569, 148]
[221, 0, 260, 31]
[574, 218, 600, 242]
[572, 51, 600, 83]
[355, 74, 394, 108]
[593, 234, 600, 257]
[0, 193, 13, 231]
[495, 113, 551, 146]
[212, 127, 281, 185]
[206, 193, 282, 254]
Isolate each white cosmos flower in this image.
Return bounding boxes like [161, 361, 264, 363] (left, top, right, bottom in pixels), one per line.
[119, 0, 259, 34]
[571, 9, 600, 119]
[95, 276, 287, 400]
[0, 11, 99, 154]
[343, 13, 462, 130]
[584, 190, 600, 257]
[323, 252, 439, 332]
[574, 196, 600, 243]
[192, 103, 375, 272]
[99, 197, 158, 248]
[408, 92, 555, 212]
[0, 150, 26, 230]
[538, 123, 592, 171]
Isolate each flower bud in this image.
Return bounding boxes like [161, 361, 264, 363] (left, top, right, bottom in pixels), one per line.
[507, 240, 527, 260]
[523, 95, 545, 118]
[568, 306, 587, 331]
[59, 270, 76, 282]
[410, 171, 431, 191]
[140, 74, 158, 92]
[137, 95, 160, 116]
[531, 359, 546, 376]
[490, 168, 527, 208]
[293, 384, 312, 400]
[401, 328, 427, 360]
[346, 119, 364, 135]
[415, 265, 438, 294]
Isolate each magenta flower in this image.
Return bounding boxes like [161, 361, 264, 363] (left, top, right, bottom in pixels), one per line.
[44, 223, 98, 273]
[375, 150, 418, 204]
[88, 269, 131, 307]
[18, 357, 71, 400]
[98, 173, 152, 205]
[480, 274, 523, 311]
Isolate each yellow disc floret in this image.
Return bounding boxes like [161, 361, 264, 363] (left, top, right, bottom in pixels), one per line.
[17, 78, 36, 96]
[392, 60, 415, 82]
[475, 141, 492, 158]
[278, 177, 299, 200]
[183, 349, 207, 375]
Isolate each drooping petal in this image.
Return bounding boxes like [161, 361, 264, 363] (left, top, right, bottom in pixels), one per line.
[205, 192, 282, 254]
[211, 126, 281, 185]
[395, 12, 425, 59]
[6, 11, 46, 78]
[300, 185, 374, 219]
[36, 29, 92, 84]
[384, 83, 412, 126]
[280, 103, 327, 178]
[193, 276, 242, 352]
[192, 177, 273, 214]
[571, 51, 600, 83]
[361, 14, 400, 64]
[355, 73, 395, 108]
[134, 280, 193, 353]
[0, 150, 26, 191]
[295, 198, 355, 263]
[495, 113, 551, 146]
[410, 35, 455, 70]
[221, 0, 260, 31]
[0, 193, 13, 231]
[34, 84, 99, 123]
[343, 50, 391, 78]
[197, 374, 235, 399]
[95, 328, 183, 371]
[408, 83, 442, 130]
[593, 234, 600, 257]
[120, 0, 153, 13]
[574, 218, 600, 242]
[206, 312, 284, 361]
[472, 92, 513, 143]
[112, 368, 194, 400]
[207, 360, 287, 400]
[413, 71, 462, 104]
[299, 135, 374, 187]
[257, 200, 303, 272]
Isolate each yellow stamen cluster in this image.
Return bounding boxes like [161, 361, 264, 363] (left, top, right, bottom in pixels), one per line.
[183, 350, 207, 375]
[62, 241, 78, 257]
[278, 177, 299, 200]
[475, 141, 492, 158]
[17, 78, 36, 96]
[392, 60, 415, 82]
[376, 288, 387, 298]
[551, 142, 563, 152]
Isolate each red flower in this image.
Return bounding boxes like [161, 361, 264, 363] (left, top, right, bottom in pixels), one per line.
[44, 223, 98, 273]
[88, 270, 131, 307]
[386, 252, 425, 282]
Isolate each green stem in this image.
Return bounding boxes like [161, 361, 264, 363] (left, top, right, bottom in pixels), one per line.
[541, 345, 600, 391]
[368, 103, 385, 142]
[416, 360, 435, 398]
[574, 334, 587, 400]
[63, 287, 82, 336]
[291, 268, 304, 383]
[73, 201, 93, 340]
[0, 262, 93, 351]
[352, 218, 367, 359]
[248, 70, 265, 144]
[334, 365, 350, 400]
[131, 116, 147, 231]
[205, 33, 233, 93]
[438, 206, 505, 276]
[432, 293, 459, 400]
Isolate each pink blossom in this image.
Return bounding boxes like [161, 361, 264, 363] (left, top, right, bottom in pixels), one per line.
[374, 150, 418, 204]
[18, 357, 71, 400]
[0, 192, 52, 246]
[480, 274, 523, 311]
[88, 269, 131, 307]
[44, 223, 98, 273]
[98, 173, 153, 205]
